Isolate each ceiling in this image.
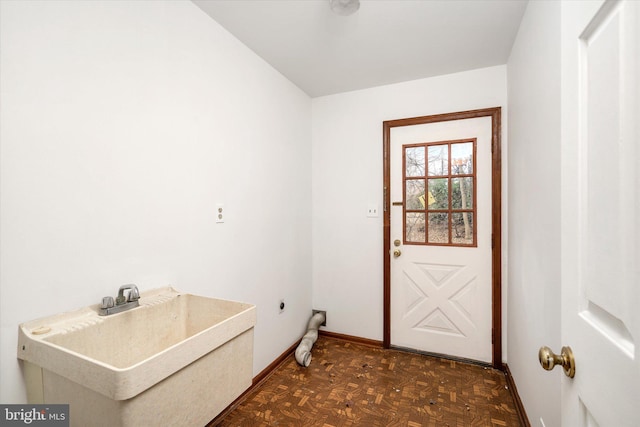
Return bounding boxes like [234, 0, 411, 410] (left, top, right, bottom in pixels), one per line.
[192, 0, 528, 98]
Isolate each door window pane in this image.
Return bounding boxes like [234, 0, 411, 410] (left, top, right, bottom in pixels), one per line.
[428, 178, 448, 210]
[405, 146, 425, 177]
[452, 213, 474, 245]
[428, 145, 448, 176]
[452, 177, 473, 209]
[428, 213, 449, 244]
[405, 179, 425, 210]
[451, 142, 473, 175]
[406, 213, 426, 242]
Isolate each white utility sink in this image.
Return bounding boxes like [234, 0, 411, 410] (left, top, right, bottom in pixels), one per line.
[18, 287, 256, 426]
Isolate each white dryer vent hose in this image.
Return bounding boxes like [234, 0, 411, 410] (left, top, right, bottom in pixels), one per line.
[295, 311, 326, 367]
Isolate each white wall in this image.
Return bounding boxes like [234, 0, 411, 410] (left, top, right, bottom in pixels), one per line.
[0, 0, 312, 403]
[507, 1, 561, 426]
[311, 66, 508, 357]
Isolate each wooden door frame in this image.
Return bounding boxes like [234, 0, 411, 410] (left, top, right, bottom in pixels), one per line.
[383, 107, 502, 369]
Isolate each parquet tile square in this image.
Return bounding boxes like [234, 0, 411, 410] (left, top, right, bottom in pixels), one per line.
[211, 336, 522, 426]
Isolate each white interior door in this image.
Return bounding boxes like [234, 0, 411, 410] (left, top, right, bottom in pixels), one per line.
[560, 0, 640, 425]
[390, 117, 493, 363]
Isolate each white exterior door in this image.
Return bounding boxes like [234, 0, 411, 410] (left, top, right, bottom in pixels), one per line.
[560, 0, 640, 425]
[389, 116, 493, 363]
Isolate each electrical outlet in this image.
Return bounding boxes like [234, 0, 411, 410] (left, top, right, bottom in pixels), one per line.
[367, 205, 379, 218]
[216, 203, 225, 223]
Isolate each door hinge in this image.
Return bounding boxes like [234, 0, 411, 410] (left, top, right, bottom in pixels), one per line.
[491, 233, 495, 249]
[492, 328, 495, 344]
[383, 186, 388, 212]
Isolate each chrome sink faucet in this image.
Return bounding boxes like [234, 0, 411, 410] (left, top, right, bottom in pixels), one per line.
[99, 284, 140, 316]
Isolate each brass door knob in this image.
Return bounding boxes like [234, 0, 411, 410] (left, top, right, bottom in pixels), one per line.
[393, 249, 402, 258]
[538, 346, 575, 378]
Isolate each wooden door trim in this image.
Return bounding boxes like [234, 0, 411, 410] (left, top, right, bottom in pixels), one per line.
[383, 107, 502, 369]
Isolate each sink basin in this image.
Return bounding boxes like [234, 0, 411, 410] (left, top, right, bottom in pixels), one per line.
[18, 287, 256, 426]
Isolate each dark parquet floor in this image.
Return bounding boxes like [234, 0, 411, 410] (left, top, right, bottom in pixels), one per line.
[212, 336, 522, 427]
